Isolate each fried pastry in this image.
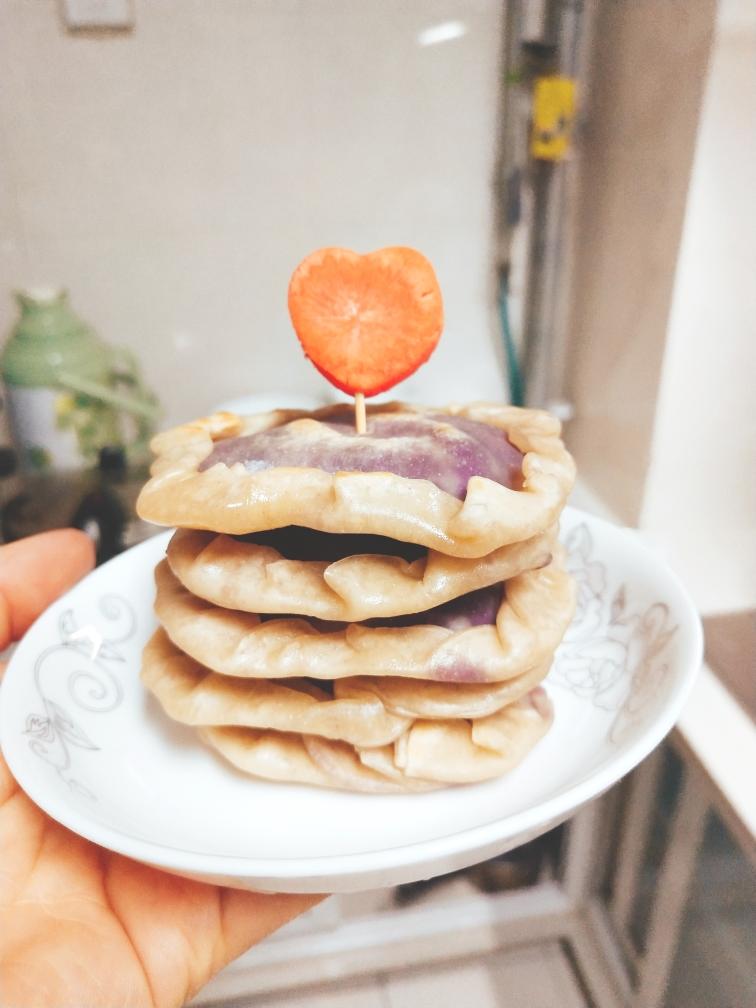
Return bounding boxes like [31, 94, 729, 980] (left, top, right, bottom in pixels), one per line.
[153, 552, 575, 683]
[143, 628, 411, 748]
[140, 394, 575, 792]
[166, 525, 556, 621]
[198, 725, 437, 793]
[136, 403, 575, 558]
[199, 689, 553, 791]
[142, 628, 554, 744]
[345, 661, 552, 720]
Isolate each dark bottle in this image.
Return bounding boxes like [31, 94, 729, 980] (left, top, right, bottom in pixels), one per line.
[71, 447, 128, 564]
[1, 468, 87, 545]
[0, 446, 17, 478]
[2, 445, 155, 559]
[0, 446, 20, 543]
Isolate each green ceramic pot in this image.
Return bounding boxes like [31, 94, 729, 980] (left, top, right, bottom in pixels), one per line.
[1, 289, 159, 471]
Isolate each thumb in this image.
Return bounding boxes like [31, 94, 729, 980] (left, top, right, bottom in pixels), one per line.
[0, 529, 96, 649]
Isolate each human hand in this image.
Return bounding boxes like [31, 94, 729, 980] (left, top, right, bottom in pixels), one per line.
[0, 530, 321, 1008]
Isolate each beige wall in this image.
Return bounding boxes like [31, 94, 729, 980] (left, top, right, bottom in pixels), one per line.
[0, 0, 506, 427]
[563, 0, 716, 523]
[640, 2, 756, 614]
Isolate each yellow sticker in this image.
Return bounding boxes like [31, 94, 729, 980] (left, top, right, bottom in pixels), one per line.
[531, 76, 576, 161]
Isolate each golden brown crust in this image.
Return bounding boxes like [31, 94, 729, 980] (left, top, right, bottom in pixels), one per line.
[136, 403, 575, 558]
[153, 551, 575, 684]
[166, 526, 556, 621]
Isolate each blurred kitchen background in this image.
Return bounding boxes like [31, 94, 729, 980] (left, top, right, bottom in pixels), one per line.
[0, 2, 753, 1007]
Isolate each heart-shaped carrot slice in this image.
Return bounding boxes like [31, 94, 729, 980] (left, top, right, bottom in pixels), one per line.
[288, 247, 443, 397]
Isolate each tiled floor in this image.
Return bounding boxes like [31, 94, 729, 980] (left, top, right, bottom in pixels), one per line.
[249, 943, 587, 1008]
[201, 819, 756, 1008]
[666, 814, 756, 1008]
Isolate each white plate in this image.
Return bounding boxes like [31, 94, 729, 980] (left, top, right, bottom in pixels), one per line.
[0, 508, 701, 893]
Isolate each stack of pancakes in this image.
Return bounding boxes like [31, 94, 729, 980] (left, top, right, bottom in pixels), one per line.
[137, 403, 576, 792]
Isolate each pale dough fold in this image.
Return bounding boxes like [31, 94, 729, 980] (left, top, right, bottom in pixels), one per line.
[142, 628, 411, 748]
[358, 689, 553, 785]
[166, 525, 555, 621]
[198, 726, 436, 793]
[346, 661, 552, 719]
[200, 689, 552, 791]
[142, 627, 554, 746]
[136, 403, 575, 558]
[153, 550, 575, 683]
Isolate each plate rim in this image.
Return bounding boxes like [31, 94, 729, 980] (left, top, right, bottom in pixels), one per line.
[0, 509, 703, 884]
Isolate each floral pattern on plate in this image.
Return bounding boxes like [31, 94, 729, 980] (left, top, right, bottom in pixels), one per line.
[23, 596, 135, 799]
[552, 523, 678, 744]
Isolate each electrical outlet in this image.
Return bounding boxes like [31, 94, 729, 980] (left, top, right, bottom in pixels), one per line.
[61, 0, 134, 30]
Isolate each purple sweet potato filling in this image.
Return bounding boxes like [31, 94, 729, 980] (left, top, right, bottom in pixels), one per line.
[366, 582, 502, 630]
[262, 583, 503, 634]
[200, 412, 523, 499]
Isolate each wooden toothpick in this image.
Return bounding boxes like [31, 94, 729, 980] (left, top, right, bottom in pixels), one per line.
[354, 392, 366, 434]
